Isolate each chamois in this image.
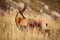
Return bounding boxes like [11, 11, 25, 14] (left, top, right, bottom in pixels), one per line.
[15, 3, 50, 36]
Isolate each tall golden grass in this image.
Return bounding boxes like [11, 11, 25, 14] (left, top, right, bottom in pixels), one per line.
[0, 9, 60, 40]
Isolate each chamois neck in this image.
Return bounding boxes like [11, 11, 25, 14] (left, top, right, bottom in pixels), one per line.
[19, 11, 25, 19]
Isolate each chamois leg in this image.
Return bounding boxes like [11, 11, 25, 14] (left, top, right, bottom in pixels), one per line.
[44, 29, 51, 37]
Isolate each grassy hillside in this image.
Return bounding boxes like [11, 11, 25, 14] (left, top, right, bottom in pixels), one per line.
[0, 0, 60, 40]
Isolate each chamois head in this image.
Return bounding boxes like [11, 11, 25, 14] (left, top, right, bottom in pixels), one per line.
[18, 2, 27, 14]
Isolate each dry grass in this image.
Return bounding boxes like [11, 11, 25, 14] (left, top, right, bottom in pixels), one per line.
[0, 0, 60, 40]
[0, 8, 60, 40]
